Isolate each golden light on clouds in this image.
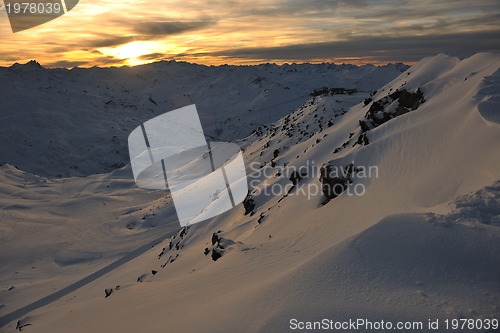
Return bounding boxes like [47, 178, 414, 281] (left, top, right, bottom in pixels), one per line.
[99, 40, 181, 66]
[0, 0, 499, 67]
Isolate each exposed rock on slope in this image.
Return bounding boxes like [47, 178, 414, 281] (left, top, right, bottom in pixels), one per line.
[359, 88, 425, 132]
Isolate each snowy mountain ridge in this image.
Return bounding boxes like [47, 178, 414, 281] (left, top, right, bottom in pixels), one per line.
[0, 60, 407, 177]
[1, 53, 499, 332]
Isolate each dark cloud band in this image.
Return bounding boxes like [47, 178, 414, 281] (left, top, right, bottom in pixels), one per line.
[212, 30, 500, 63]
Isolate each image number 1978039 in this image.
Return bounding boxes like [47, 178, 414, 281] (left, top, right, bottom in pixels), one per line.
[4, 0, 79, 32]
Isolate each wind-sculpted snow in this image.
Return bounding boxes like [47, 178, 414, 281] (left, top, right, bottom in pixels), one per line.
[476, 68, 500, 124]
[443, 181, 500, 226]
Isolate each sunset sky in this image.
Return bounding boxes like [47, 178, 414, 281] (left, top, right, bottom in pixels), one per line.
[1, 0, 499, 67]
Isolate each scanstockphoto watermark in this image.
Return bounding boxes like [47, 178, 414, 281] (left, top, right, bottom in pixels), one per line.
[247, 160, 379, 200]
[289, 318, 499, 331]
[290, 318, 425, 331]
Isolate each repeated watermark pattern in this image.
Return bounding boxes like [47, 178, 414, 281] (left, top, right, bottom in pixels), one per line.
[128, 105, 248, 226]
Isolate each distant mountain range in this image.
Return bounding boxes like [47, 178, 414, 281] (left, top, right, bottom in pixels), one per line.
[0, 60, 407, 177]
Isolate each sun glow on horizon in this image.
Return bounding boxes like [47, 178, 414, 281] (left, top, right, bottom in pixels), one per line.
[97, 40, 183, 66]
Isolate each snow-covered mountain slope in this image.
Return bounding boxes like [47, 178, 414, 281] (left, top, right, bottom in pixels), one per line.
[0, 61, 406, 178]
[0, 163, 180, 319]
[1, 53, 499, 332]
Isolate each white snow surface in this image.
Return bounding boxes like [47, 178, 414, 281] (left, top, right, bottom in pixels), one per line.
[0, 53, 499, 332]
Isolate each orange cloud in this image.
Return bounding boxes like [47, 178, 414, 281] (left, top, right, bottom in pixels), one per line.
[0, 0, 499, 67]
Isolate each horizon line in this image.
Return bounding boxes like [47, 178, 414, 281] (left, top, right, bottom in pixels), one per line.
[2, 58, 415, 70]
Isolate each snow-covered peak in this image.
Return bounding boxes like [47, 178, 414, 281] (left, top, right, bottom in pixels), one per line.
[8, 60, 44, 71]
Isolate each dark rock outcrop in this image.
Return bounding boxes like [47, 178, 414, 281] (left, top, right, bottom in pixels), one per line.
[104, 288, 113, 298]
[319, 163, 359, 200]
[243, 194, 256, 215]
[211, 249, 222, 261]
[361, 88, 425, 132]
[289, 170, 303, 185]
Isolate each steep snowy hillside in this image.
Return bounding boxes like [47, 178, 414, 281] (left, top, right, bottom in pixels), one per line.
[0, 61, 406, 178]
[1, 53, 499, 332]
